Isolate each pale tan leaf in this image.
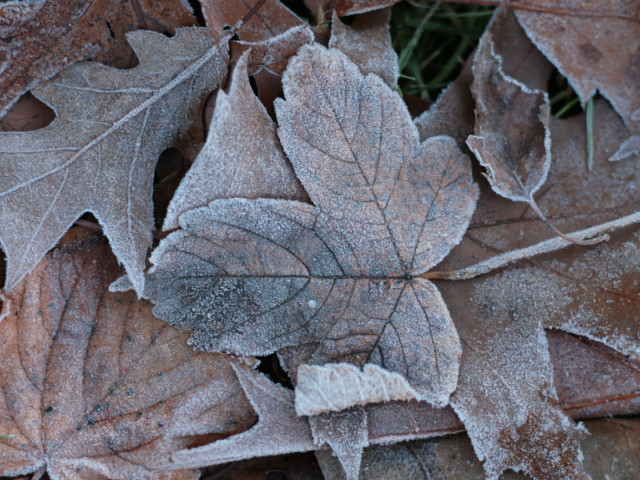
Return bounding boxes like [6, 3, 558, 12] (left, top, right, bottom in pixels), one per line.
[163, 51, 302, 230]
[0, 28, 228, 295]
[295, 363, 418, 416]
[0, 231, 255, 479]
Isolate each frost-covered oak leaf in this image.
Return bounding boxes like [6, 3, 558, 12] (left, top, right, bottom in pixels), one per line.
[0, 28, 227, 295]
[146, 44, 478, 406]
[0, 232, 256, 480]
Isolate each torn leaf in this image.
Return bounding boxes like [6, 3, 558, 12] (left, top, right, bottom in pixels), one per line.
[295, 363, 418, 416]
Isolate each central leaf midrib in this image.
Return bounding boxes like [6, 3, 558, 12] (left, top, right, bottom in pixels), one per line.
[0, 31, 218, 200]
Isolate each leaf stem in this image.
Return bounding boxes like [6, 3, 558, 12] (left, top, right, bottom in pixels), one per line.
[527, 198, 608, 246]
[422, 210, 640, 280]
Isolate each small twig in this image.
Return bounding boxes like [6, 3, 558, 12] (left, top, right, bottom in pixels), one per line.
[228, 0, 268, 36]
[422, 210, 640, 280]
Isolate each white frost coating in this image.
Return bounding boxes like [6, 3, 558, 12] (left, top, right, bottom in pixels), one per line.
[295, 363, 419, 416]
[329, 9, 398, 89]
[610, 134, 640, 162]
[467, 32, 551, 203]
[163, 49, 300, 230]
[0, 28, 228, 296]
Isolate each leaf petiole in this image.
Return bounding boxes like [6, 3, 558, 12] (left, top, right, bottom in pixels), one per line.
[422, 210, 640, 280]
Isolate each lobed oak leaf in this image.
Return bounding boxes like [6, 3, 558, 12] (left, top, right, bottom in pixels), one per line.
[513, 0, 640, 160]
[0, 231, 256, 480]
[146, 44, 479, 407]
[0, 0, 196, 118]
[170, 360, 316, 468]
[0, 27, 228, 296]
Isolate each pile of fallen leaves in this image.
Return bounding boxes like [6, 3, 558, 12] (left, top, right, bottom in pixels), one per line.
[0, 0, 639, 479]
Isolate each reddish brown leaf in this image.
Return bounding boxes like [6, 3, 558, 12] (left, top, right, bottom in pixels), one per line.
[0, 0, 196, 119]
[431, 99, 640, 479]
[201, 0, 303, 43]
[466, 10, 552, 206]
[316, 418, 640, 480]
[304, 0, 401, 21]
[0, 28, 228, 295]
[514, 0, 640, 160]
[0, 231, 255, 479]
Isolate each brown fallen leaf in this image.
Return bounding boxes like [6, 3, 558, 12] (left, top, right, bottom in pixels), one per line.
[171, 360, 316, 468]
[304, 0, 401, 21]
[0, 230, 256, 479]
[146, 44, 478, 407]
[514, 0, 640, 160]
[0, 28, 228, 296]
[328, 8, 397, 89]
[201, 0, 312, 112]
[316, 417, 640, 480]
[465, 10, 559, 236]
[0, 0, 196, 119]
[163, 51, 303, 231]
[430, 98, 640, 479]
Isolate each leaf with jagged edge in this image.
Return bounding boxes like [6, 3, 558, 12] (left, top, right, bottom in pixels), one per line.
[0, 27, 228, 295]
[0, 0, 196, 118]
[146, 44, 478, 406]
[466, 10, 552, 206]
[0, 231, 256, 480]
[329, 8, 398, 89]
[513, 0, 640, 161]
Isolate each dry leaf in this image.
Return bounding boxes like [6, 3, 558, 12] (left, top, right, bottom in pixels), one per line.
[171, 361, 316, 468]
[466, 14, 551, 206]
[514, 0, 640, 160]
[0, 0, 196, 118]
[0, 231, 256, 479]
[146, 44, 479, 407]
[201, 0, 311, 112]
[414, 57, 474, 147]
[328, 9, 398, 88]
[163, 51, 303, 230]
[316, 417, 640, 480]
[295, 364, 418, 416]
[310, 408, 368, 480]
[432, 100, 640, 479]
[0, 28, 228, 295]
[202, 0, 302, 44]
[304, 0, 401, 21]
